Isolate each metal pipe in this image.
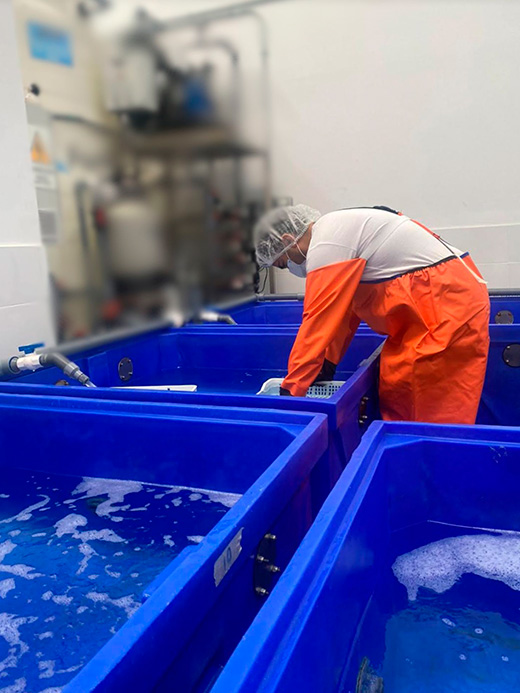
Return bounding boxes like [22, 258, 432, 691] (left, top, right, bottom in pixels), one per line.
[4, 352, 96, 387]
[156, 0, 291, 31]
[488, 289, 520, 296]
[36, 320, 172, 357]
[39, 353, 96, 387]
[75, 181, 100, 333]
[256, 292, 304, 301]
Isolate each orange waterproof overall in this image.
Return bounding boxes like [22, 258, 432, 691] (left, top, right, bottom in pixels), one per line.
[282, 231, 490, 425]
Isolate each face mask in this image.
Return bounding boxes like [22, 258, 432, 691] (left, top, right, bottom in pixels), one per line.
[286, 240, 307, 278]
[287, 258, 307, 278]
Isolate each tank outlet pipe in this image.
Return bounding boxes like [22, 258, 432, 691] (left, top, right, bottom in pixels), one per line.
[198, 310, 237, 325]
[6, 352, 96, 387]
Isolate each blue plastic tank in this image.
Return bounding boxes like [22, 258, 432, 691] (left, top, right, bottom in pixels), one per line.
[212, 421, 520, 693]
[217, 293, 520, 326]
[0, 392, 327, 692]
[0, 327, 384, 484]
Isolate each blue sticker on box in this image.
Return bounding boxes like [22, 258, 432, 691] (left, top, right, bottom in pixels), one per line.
[27, 22, 73, 67]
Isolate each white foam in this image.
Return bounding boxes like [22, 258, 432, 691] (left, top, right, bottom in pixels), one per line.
[393, 533, 520, 600]
[0, 496, 50, 524]
[78, 529, 124, 544]
[77, 544, 97, 575]
[41, 591, 72, 606]
[70, 478, 143, 519]
[0, 581, 15, 600]
[38, 660, 55, 679]
[0, 564, 42, 581]
[187, 536, 204, 544]
[441, 618, 455, 627]
[36, 632, 53, 640]
[54, 515, 86, 538]
[172, 498, 182, 507]
[0, 613, 37, 676]
[203, 490, 241, 509]
[76, 606, 88, 615]
[0, 679, 26, 693]
[163, 536, 175, 548]
[104, 566, 120, 579]
[54, 514, 124, 544]
[189, 493, 202, 502]
[85, 592, 140, 618]
[0, 541, 42, 581]
[52, 595, 72, 606]
[0, 544, 15, 564]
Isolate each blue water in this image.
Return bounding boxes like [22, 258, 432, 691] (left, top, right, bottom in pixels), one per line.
[0, 469, 239, 693]
[348, 522, 520, 693]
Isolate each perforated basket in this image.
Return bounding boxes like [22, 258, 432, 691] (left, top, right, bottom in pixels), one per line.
[257, 378, 345, 399]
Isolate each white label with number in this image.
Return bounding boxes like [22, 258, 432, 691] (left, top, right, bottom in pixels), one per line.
[214, 528, 243, 587]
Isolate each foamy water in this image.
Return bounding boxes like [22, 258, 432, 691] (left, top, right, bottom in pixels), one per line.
[0, 470, 239, 692]
[393, 532, 520, 600]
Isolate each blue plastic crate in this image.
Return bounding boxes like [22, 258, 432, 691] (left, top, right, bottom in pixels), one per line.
[213, 421, 520, 693]
[0, 391, 328, 692]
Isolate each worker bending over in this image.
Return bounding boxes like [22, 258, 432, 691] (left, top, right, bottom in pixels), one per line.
[255, 205, 490, 424]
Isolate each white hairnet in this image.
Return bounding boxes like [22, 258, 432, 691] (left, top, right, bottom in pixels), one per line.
[254, 204, 321, 267]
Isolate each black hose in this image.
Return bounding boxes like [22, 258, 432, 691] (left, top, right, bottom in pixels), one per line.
[39, 353, 96, 387]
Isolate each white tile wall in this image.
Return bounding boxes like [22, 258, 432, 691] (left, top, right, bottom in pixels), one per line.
[0, 302, 55, 356]
[0, 1, 55, 358]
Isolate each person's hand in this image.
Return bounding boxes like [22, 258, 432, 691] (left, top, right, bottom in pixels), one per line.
[312, 359, 336, 384]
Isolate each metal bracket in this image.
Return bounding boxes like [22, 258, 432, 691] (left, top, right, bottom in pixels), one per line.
[503, 344, 520, 368]
[118, 357, 134, 382]
[358, 395, 370, 427]
[495, 310, 514, 324]
[253, 533, 281, 598]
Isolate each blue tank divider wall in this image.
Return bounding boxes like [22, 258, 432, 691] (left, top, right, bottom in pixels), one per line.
[477, 324, 520, 426]
[0, 327, 384, 491]
[211, 294, 520, 326]
[212, 421, 520, 693]
[0, 392, 328, 692]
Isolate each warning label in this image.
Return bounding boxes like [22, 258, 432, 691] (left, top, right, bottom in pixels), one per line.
[30, 131, 51, 165]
